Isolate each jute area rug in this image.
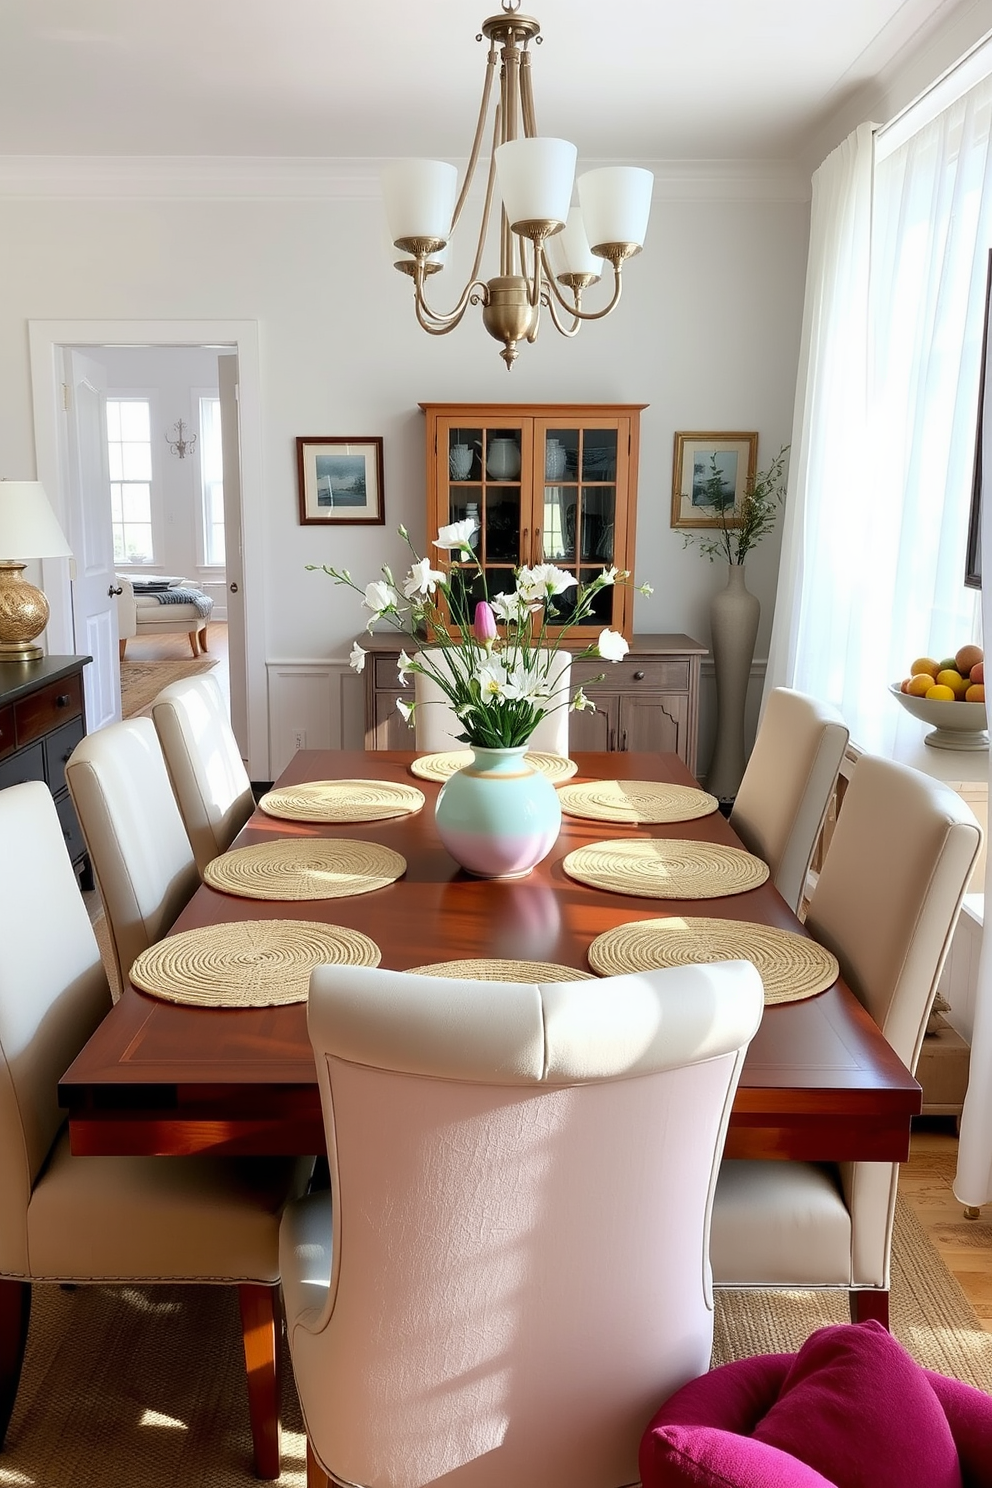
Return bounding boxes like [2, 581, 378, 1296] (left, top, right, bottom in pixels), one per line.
[2, 1198, 989, 1486]
[120, 656, 218, 720]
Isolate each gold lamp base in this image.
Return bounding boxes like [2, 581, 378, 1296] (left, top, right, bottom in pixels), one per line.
[0, 560, 50, 662]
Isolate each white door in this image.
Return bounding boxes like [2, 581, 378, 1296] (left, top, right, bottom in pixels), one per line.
[63, 348, 120, 730]
[218, 354, 248, 759]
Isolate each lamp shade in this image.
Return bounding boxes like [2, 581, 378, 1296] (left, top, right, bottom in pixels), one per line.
[381, 159, 458, 246]
[549, 208, 604, 280]
[577, 166, 654, 250]
[0, 481, 72, 559]
[495, 137, 576, 229]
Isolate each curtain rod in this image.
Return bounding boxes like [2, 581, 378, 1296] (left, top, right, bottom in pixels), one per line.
[876, 26, 992, 159]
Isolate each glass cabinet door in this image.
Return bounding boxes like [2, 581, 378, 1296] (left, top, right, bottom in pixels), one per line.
[537, 421, 625, 633]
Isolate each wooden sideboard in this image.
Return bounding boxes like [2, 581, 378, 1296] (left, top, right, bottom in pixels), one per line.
[361, 632, 707, 778]
[0, 654, 91, 884]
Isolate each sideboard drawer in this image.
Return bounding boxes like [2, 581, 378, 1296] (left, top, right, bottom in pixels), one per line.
[0, 704, 13, 760]
[15, 674, 83, 746]
[55, 791, 87, 866]
[0, 740, 45, 790]
[45, 716, 86, 796]
[574, 659, 690, 691]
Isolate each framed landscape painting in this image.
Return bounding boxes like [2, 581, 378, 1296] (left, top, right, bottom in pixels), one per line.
[671, 431, 758, 529]
[297, 436, 385, 525]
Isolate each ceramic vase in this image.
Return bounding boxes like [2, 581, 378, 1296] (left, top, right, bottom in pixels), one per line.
[707, 563, 760, 803]
[486, 439, 521, 480]
[434, 744, 562, 878]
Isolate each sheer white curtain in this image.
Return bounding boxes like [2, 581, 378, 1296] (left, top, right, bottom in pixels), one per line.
[767, 97, 991, 750]
[764, 123, 873, 703]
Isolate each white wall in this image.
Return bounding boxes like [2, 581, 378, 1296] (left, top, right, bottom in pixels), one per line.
[0, 168, 808, 775]
[86, 344, 225, 614]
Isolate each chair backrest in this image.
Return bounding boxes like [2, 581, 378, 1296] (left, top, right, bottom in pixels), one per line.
[66, 718, 200, 995]
[151, 672, 254, 873]
[805, 753, 981, 1075]
[0, 782, 112, 1273]
[292, 960, 763, 1488]
[413, 646, 572, 753]
[730, 687, 849, 914]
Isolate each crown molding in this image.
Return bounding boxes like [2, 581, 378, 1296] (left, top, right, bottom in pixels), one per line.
[0, 154, 810, 204]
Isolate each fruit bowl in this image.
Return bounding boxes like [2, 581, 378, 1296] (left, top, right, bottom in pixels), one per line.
[889, 683, 988, 750]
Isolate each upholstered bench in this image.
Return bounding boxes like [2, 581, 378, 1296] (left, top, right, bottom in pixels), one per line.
[117, 575, 213, 659]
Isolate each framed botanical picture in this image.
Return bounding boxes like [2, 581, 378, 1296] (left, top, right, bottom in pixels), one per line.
[296, 436, 385, 525]
[671, 431, 758, 530]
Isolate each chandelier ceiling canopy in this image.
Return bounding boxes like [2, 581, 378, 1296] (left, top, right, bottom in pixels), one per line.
[381, 0, 653, 369]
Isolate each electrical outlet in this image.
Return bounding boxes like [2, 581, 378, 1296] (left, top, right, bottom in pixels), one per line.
[293, 729, 307, 752]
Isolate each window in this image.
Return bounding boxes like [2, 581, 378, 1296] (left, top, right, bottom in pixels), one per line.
[199, 395, 225, 566]
[107, 398, 154, 562]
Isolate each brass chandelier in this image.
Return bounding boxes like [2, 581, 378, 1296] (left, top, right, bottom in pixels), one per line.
[381, 0, 653, 369]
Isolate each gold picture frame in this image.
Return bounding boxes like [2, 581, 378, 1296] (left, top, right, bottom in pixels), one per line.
[671, 431, 758, 530]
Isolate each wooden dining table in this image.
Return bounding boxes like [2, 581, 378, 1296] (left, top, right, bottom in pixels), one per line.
[59, 749, 921, 1162]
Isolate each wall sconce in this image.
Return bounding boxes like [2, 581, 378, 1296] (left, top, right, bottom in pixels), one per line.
[0, 480, 73, 661]
[166, 420, 197, 459]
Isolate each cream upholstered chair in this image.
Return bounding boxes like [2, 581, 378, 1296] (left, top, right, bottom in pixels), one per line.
[65, 718, 200, 996]
[412, 646, 572, 753]
[281, 958, 764, 1488]
[151, 672, 254, 875]
[711, 754, 981, 1326]
[0, 781, 311, 1477]
[729, 686, 849, 914]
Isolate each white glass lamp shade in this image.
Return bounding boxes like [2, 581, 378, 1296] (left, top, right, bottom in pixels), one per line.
[577, 166, 654, 251]
[0, 481, 72, 559]
[495, 137, 576, 230]
[381, 159, 458, 247]
[549, 208, 604, 280]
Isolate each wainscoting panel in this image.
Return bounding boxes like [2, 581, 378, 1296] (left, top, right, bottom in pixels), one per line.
[266, 659, 363, 777]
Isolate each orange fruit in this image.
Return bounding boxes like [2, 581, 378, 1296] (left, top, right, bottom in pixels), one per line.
[910, 657, 940, 679]
[966, 684, 986, 703]
[955, 643, 984, 675]
[906, 673, 934, 697]
[936, 668, 969, 696]
[926, 684, 956, 701]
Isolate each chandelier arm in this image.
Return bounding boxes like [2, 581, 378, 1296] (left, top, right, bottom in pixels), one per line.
[540, 281, 583, 337]
[520, 50, 538, 136]
[527, 238, 543, 342]
[451, 41, 500, 235]
[412, 266, 490, 333]
[468, 116, 502, 287]
[540, 250, 626, 322]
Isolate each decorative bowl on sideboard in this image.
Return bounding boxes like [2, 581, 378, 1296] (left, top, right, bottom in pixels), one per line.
[889, 683, 988, 750]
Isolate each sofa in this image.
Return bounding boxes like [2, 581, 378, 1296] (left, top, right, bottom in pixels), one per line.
[116, 575, 214, 660]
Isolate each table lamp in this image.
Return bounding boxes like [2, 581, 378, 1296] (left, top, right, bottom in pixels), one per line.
[0, 480, 73, 662]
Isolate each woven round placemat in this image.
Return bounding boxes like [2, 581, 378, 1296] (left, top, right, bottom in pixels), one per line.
[405, 958, 596, 982]
[258, 778, 425, 823]
[129, 919, 381, 1007]
[558, 778, 719, 824]
[203, 838, 406, 900]
[587, 916, 839, 1005]
[562, 838, 769, 899]
[409, 750, 579, 785]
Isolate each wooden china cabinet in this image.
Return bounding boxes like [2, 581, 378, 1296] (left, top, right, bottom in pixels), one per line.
[361, 403, 707, 775]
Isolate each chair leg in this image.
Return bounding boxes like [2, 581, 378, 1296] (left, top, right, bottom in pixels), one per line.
[119, 638, 127, 661]
[0, 1280, 31, 1448]
[850, 1289, 889, 1328]
[307, 1438, 330, 1488]
[199, 625, 209, 653]
[238, 1283, 281, 1480]
[187, 631, 199, 658]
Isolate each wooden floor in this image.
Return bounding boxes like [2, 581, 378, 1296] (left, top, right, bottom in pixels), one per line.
[121, 621, 230, 710]
[902, 1119, 992, 1331]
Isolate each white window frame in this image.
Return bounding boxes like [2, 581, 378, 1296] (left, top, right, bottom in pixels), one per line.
[106, 388, 162, 568]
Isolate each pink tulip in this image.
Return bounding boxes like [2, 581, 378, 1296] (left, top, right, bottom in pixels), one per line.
[474, 601, 497, 644]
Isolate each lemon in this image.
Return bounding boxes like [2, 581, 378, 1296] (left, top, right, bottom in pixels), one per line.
[926, 684, 956, 701]
[936, 668, 969, 697]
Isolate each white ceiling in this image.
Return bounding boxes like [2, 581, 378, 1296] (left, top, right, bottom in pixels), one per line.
[0, 0, 965, 162]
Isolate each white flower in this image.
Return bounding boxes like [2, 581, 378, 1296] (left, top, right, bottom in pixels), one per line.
[396, 697, 414, 723]
[349, 642, 367, 673]
[570, 687, 595, 712]
[397, 649, 415, 685]
[638, 582, 654, 596]
[503, 664, 552, 703]
[403, 557, 445, 599]
[476, 660, 508, 701]
[491, 590, 540, 624]
[516, 563, 578, 603]
[597, 628, 630, 662]
[599, 566, 619, 586]
[434, 518, 479, 551]
[363, 580, 399, 616]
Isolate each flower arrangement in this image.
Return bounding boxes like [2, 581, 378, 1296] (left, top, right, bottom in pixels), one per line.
[683, 445, 789, 565]
[308, 518, 652, 749]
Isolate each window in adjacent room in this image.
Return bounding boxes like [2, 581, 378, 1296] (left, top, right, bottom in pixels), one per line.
[198, 394, 225, 566]
[107, 397, 154, 562]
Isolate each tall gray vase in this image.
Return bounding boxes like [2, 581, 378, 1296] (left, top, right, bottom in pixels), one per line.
[707, 563, 760, 802]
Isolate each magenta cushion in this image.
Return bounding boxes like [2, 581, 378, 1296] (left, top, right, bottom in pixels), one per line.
[640, 1322, 968, 1488]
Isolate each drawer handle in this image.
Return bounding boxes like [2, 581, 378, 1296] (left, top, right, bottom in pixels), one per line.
[55, 694, 71, 708]
[633, 670, 645, 681]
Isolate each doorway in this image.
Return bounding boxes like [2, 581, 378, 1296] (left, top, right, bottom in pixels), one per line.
[28, 319, 268, 780]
